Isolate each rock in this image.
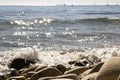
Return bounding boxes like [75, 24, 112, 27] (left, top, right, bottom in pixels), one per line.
[35, 65, 47, 72]
[56, 64, 67, 74]
[68, 61, 85, 66]
[8, 58, 35, 70]
[80, 59, 89, 66]
[10, 68, 19, 76]
[96, 57, 120, 80]
[117, 75, 120, 80]
[48, 78, 74, 80]
[23, 71, 36, 78]
[0, 74, 7, 80]
[20, 64, 38, 75]
[81, 72, 98, 80]
[38, 74, 80, 80]
[64, 67, 89, 75]
[7, 76, 26, 80]
[55, 74, 80, 80]
[79, 69, 92, 79]
[74, 61, 86, 66]
[87, 55, 100, 65]
[89, 62, 104, 74]
[31, 67, 62, 80]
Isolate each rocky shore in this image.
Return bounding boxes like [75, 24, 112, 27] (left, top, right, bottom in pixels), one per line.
[0, 51, 120, 80]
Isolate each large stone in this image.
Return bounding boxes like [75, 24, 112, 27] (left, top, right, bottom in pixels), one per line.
[96, 57, 120, 80]
[89, 62, 104, 74]
[8, 58, 35, 70]
[7, 76, 26, 80]
[56, 64, 67, 74]
[0, 74, 7, 80]
[81, 72, 98, 80]
[10, 68, 19, 76]
[117, 75, 120, 80]
[31, 67, 62, 80]
[79, 69, 92, 79]
[87, 55, 100, 65]
[35, 66, 47, 72]
[64, 67, 89, 75]
[38, 74, 80, 80]
[20, 64, 38, 75]
[23, 71, 36, 78]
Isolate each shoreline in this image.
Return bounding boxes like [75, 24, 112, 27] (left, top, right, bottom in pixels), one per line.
[0, 46, 120, 79]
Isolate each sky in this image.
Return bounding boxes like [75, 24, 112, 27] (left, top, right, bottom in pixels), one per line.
[0, 0, 120, 6]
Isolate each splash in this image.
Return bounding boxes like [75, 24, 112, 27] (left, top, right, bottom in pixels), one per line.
[0, 46, 120, 72]
[10, 18, 54, 27]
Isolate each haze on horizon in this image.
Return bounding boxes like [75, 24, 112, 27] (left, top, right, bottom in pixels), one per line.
[0, 0, 120, 6]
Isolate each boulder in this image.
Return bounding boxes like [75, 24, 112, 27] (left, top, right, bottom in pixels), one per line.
[56, 64, 67, 74]
[79, 69, 92, 79]
[0, 74, 7, 80]
[96, 57, 120, 80]
[7, 76, 26, 80]
[8, 58, 35, 70]
[38, 74, 80, 80]
[10, 68, 19, 76]
[81, 72, 98, 80]
[31, 67, 62, 80]
[87, 55, 100, 65]
[35, 66, 47, 72]
[117, 75, 120, 80]
[64, 67, 89, 75]
[20, 64, 38, 75]
[23, 71, 36, 78]
[89, 62, 104, 74]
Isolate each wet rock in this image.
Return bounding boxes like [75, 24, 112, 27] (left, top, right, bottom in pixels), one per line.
[96, 57, 120, 80]
[68, 61, 85, 66]
[81, 72, 98, 80]
[10, 68, 19, 76]
[79, 69, 92, 79]
[8, 58, 35, 70]
[64, 67, 89, 75]
[38, 74, 80, 80]
[55, 74, 80, 80]
[0, 74, 7, 80]
[89, 62, 104, 74]
[80, 59, 89, 66]
[35, 65, 47, 72]
[56, 64, 67, 74]
[31, 67, 62, 80]
[20, 64, 38, 75]
[87, 55, 100, 65]
[74, 61, 86, 66]
[48, 78, 75, 80]
[7, 76, 26, 80]
[23, 71, 36, 78]
[117, 75, 120, 80]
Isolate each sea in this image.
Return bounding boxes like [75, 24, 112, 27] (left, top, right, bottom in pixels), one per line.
[0, 5, 120, 71]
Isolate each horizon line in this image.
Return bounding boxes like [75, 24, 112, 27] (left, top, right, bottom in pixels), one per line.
[0, 4, 119, 6]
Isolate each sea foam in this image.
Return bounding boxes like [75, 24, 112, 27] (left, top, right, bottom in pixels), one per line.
[0, 46, 120, 72]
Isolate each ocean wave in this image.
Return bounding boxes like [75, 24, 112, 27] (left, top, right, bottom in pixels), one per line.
[0, 42, 24, 47]
[81, 18, 120, 23]
[82, 12, 120, 15]
[53, 18, 120, 25]
[1, 17, 120, 27]
[10, 18, 54, 27]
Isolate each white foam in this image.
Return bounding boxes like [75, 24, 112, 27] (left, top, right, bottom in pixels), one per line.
[0, 46, 120, 72]
[10, 18, 54, 27]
